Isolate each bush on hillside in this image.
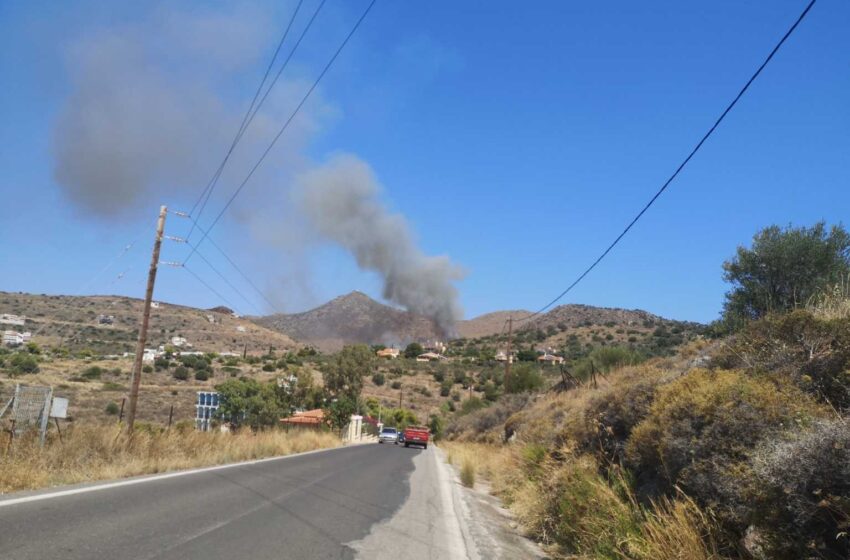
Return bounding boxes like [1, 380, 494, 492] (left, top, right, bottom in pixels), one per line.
[626, 369, 824, 531]
[504, 363, 544, 394]
[172, 366, 190, 381]
[748, 419, 850, 559]
[583, 367, 666, 463]
[445, 393, 532, 442]
[714, 309, 850, 409]
[8, 353, 39, 375]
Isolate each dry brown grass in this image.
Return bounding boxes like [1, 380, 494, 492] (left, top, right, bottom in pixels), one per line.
[630, 495, 721, 560]
[807, 276, 850, 321]
[0, 426, 339, 494]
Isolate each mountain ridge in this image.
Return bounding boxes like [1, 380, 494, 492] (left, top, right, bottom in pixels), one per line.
[253, 291, 702, 351]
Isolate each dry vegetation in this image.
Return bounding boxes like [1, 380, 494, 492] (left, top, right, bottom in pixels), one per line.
[0, 291, 296, 355]
[0, 425, 339, 494]
[442, 303, 850, 560]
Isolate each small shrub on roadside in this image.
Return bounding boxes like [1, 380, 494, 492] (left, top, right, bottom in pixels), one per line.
[460, 459, 476, 488]
[173, 366, 190, 381]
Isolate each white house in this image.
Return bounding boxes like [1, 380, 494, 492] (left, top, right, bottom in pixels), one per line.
[171, 336, 189, 348]
[495, 350, 514, 363]
[416, 352, 445, 362]
[537, 352, 565, 365]
[3, 330, 31, 346]
[0, 314, 25, 327]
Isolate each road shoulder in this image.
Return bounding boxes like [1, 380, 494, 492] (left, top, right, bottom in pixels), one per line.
[435, 445, 549, 560]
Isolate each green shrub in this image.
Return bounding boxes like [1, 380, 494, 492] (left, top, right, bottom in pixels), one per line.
[173, 366, 190, 381]
[142, 365, 153, 373]
[194, 369, 210, 381]
[105, 401, 120, 415]
[459, 397, 486, 416]
[81, 366, 103, 380]
[371, 372, 385, 386]
[626, 369, 824, 529]
[439, 379, 452, 397]
[504, 363, 544, 394]
[715, 310, 850, 409]
[262, 363, 275, 372]
[8, 353, 39, 375]
[390, 380, 402, 390]
[460, 460, 475, 488]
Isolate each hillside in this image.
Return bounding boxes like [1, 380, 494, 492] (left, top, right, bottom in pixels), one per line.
[255, 292, 702, 355]
[255, 291, 443, 352]
[0, 291, 297, 355]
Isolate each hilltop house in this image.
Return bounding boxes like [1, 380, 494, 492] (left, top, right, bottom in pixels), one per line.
[171, 336, 189, 348]
[376, 347, 400, 359]
[0, 314, 25, 327]
[416, 351, 445, 362]
[537, 352, 565, 365]
[495, 350, 515, 363]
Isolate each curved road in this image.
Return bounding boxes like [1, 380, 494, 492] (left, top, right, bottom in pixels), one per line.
[0, 443, 470, 560]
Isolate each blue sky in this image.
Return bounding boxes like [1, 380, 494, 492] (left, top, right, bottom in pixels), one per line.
[0, 0, 847, 324]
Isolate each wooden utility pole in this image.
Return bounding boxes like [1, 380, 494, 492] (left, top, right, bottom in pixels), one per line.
[504, 316, 513, 391]
[126, 205, 167, 434]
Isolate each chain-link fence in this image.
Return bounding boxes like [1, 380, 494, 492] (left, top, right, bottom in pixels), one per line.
[0, 384, 53, 445]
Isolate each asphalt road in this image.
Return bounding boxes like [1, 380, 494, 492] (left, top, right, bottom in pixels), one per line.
[0, 443, 468, 560]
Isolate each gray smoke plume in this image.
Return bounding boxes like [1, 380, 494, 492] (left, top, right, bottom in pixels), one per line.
[295, 154, 464, 335]
[51, 4, 319, 215]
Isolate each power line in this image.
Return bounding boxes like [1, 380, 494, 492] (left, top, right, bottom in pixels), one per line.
[173, 210, 280, 312]
[184, 241, 262, 315]
[515, 0, 817, 325]
[185, 0, 378, 265]
[182, 264, 242, 315]
[187, 0, 308, 239]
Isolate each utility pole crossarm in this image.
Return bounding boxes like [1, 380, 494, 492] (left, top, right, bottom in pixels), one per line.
[126, 205, 167, 434]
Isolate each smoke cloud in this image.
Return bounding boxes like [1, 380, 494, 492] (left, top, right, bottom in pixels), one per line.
[50, 3, 465, 328]
[295, 154, 464, 334]
[52, 4, 320, 215]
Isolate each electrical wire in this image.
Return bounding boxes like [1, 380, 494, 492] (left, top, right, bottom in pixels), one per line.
[182, 264, 242, 315]
[173, 210, 280, 312]
[515, 0, 817, 325]
[187, 0, 307, 240]
[184, 241, 264, 315]
[185, 0, 378, 264]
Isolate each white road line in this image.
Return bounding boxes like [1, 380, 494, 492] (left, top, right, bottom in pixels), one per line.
[0, 445, 344, 508]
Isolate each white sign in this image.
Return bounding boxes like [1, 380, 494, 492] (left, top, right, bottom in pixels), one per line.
[50, 397, 69, 419]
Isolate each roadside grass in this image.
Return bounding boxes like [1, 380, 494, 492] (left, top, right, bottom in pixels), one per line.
[444, 441, 721, 560]
[0, 425, 340, 494]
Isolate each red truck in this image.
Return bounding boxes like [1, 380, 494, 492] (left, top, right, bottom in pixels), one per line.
[402, 426, 430, 449]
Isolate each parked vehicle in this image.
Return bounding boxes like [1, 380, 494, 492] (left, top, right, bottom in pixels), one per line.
[378, 426, 398, 444]
[402, 426, 430, 449]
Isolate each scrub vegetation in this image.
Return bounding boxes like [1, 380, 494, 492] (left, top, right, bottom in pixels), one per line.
[443, 223, 850, 560]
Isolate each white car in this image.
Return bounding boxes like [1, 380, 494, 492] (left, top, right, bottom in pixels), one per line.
[378, 427, 398, 444]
